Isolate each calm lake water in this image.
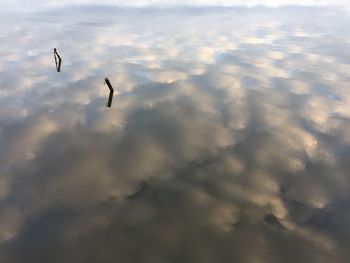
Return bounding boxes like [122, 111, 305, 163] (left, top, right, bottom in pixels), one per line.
[1, 5, 350, 263]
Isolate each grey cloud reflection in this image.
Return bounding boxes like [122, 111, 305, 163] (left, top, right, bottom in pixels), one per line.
[1, 6, 350, 263]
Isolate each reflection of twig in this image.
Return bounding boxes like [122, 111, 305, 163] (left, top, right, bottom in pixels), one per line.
[104, 77, 114, 107]
[53, 48, 62, 72]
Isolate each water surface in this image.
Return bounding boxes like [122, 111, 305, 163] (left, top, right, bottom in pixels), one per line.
[1, 6, 350, 263]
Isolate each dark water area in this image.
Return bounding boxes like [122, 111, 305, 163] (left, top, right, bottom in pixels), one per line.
[0, 6, 350, 263]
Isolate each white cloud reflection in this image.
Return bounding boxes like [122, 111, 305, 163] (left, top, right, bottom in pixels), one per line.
[1, 0, 350, 13]
[0, 5, 350, 263]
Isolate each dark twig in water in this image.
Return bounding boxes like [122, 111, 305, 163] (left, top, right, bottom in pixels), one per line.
[53, 48, 62, 72]
[104, 77, 114, 107]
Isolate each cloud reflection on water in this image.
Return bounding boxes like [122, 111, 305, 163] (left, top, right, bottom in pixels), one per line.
[0, 6, 350, 263]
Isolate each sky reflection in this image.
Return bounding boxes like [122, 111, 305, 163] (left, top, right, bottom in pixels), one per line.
[0, 5, 350, 263]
